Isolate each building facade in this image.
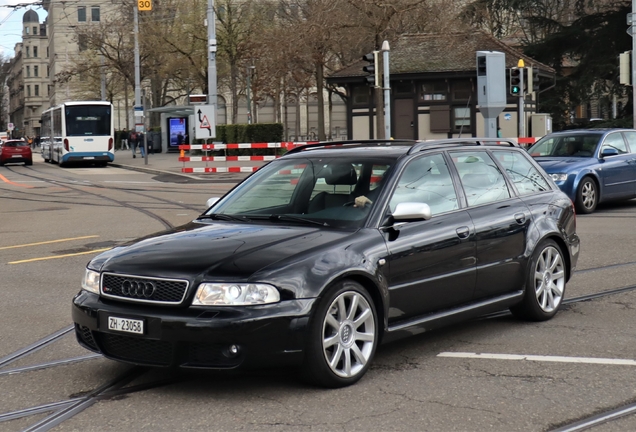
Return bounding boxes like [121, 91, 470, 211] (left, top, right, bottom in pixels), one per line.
[7, 9, 49, 138]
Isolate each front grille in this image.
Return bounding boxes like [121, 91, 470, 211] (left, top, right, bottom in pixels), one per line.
[97, 333, 174, 366]
[75, 324, 98, 351]
[101, 273, 188, 304]
[186, 343, 243, 368]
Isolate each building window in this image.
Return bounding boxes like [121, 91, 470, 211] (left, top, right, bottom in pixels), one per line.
[352, 86, 370, 105]
[47, 85, 51, 96]
[26, 66, 30, 77]
[452, 81, 472, 101]
[47, 66, 50, 77]
[453, 107, 471, 132]
[34, 66, 38, 77]
[35, 85, 39, 96]
[25, 46, 30, 57]
[33, 26, 37, 35]
[25, 26, 29, 34]
[78, 35, 87, 51]
[27, 85, 31, 97]
[420, 82, 447, 102]
[33, 46, 38, 57]
[78, 6, 86, 22]
[46, 47, 49, 57]
[91, 7, 100, 22]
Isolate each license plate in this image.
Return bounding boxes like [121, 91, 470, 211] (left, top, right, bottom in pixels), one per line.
[84, 156, 95, 160]
[11, 155, 21, 158]
[108, 316, 144, 334]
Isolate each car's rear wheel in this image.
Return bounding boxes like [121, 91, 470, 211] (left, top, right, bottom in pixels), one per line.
[302, 280, 378, 388]
[511, 239, 566, 321]
[25, 160, 32, 166]
[575, 177, 597, 214]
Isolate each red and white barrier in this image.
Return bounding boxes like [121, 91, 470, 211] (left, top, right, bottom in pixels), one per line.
[178, 142, 318, 173]
[517, 137, 536, 148]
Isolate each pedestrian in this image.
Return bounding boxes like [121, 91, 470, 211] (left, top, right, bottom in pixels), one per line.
[130, 131, 138, 158]
[137, 131, 145, 158]
[120, 130, 130, 150]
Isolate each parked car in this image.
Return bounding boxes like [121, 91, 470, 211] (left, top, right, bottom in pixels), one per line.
[527, 129, 636, 213]
[0, 139, 32, 166]
[73, 139, 580, 387]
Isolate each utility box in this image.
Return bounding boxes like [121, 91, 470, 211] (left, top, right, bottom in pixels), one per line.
[476, 51, 506, 137]
[531, 114, 552, 137]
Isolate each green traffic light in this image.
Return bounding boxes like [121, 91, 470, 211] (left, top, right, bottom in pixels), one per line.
[511, 86, 520, 95]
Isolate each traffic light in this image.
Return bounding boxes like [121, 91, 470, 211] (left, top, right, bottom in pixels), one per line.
[509, 67, 523, 96]
[526, 67, 541, 93]
[362, 51, 378, 86]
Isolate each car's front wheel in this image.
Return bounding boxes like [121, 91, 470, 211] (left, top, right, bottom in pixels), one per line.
[302, 280, 378, 388]
[575, 177, 597, 214]
[511, 239, 566, 321]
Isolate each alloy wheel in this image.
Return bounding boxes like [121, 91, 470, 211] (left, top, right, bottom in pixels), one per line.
[322, 291, 376, 378]
[581, 181, 596, 210]
[534, 246, 565, 313]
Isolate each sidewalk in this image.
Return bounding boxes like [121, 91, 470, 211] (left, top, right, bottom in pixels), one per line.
[111, 149, 253, 183]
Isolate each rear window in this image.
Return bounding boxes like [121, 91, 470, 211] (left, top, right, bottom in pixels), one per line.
[4, 141, 28, 147]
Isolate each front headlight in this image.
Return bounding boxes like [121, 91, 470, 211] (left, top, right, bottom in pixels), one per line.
[81, 268, 100, 294]
[551, 173, 569, 182]
[192, 283, 280, 306]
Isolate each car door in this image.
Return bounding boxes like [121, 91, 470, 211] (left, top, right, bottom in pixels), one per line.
[383, 153, 477, 323]
[598, 132, 636, 199]
[450, 150, 530, 300]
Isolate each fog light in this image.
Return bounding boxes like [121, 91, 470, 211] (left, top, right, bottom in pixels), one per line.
[229, 344, 239, 356]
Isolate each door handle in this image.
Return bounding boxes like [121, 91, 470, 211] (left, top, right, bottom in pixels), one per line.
[514, 212, 527, 224]
[456, 226, 470, 239]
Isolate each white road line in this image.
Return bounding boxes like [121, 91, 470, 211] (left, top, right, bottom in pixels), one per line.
[102, 181, 158, 184]
[437, 352, 636, 366]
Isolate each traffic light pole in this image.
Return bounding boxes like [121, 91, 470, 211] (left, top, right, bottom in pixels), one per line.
[382, 41, 391, 139]
[632, 0, 636, 128]
[518, 95, 525, 138]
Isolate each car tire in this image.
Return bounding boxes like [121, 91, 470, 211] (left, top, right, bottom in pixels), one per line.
[25, 160, 32, 166]
[575, 177, 597, 214]
[511, 239, 566, 321]
[302, 280, 378, 388]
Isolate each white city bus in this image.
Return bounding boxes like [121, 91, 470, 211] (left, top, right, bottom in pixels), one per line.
[41, 101, 115, 166]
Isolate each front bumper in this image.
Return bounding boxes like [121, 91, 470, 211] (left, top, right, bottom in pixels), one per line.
[72, 291, 315, 369]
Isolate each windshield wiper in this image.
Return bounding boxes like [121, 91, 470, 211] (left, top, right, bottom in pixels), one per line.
[250, 214, 329, 227]
[197, 213, 250, 222]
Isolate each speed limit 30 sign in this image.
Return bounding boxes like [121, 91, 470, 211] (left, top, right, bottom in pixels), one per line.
[138, 0, 152, 11]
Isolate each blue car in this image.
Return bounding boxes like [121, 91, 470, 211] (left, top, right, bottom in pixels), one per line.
[528, 129, 636, 214]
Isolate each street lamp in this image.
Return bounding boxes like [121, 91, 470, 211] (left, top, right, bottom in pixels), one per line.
[246, 65, 255, 124]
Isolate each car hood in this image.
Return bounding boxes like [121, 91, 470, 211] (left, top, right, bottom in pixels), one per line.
[92, 221, 353, 281]
[534, 157, 596, 173]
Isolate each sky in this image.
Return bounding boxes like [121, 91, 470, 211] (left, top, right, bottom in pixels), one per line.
[0, 0, 47, 58]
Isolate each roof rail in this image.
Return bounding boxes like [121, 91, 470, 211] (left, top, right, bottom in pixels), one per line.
[285, 139, 417, 155]
[408, 138, 518, 154]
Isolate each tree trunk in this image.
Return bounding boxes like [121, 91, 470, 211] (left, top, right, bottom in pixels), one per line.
[230, 63, 239, 124]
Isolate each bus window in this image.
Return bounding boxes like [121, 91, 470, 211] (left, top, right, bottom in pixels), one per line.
[65, 105, 111, 136]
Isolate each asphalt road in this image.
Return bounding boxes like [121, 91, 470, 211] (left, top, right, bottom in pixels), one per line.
[2, 159, 636, 431]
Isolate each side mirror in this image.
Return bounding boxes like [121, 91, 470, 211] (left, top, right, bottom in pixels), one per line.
[392, 202, 432, 222]
[600, 147, 619, 158]
[206, 197, 220, 208]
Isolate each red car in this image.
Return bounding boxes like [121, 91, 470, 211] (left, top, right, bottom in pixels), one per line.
[0, 140, 32, 166]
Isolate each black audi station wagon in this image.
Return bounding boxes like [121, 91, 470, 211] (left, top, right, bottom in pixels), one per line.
[73, 139, 580, 387]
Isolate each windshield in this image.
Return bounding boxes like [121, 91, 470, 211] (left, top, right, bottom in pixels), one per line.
[528, 133, 602, 157]
[65, 105, 112, 136]
[206, 156, 393, 228]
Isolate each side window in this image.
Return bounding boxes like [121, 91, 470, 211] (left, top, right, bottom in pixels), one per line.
[601, 132, 627, 154]
[451, 151, 511, 206]
[389, 154, 459, 215]
[623, 131, 636, 152]
[493, 150, 550, 196]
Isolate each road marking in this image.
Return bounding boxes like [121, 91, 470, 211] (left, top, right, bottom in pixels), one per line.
[0, 235, 100, 251]
[0, 173, 34, 188]
[103, 181, 158, 184]
[8, 248, 111, 264]
[438, 352, 636, 366]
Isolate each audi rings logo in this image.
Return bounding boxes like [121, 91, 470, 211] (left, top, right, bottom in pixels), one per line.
[121, 280, 156, 298]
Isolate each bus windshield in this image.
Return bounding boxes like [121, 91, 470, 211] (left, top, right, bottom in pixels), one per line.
[64, 105, 111, 136]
